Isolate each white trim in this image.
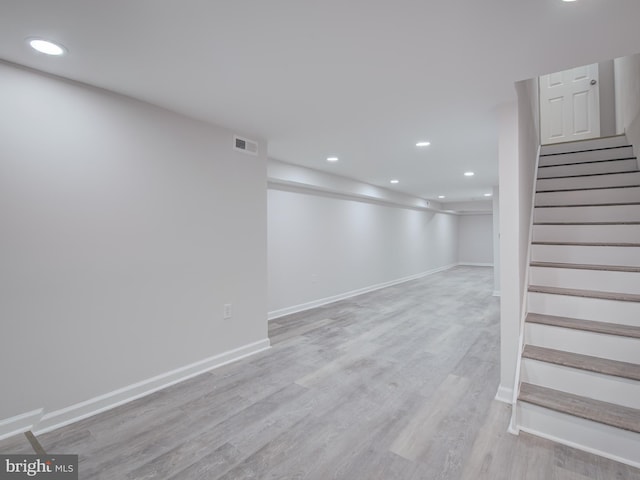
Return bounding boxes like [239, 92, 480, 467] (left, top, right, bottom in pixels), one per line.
[518, 425, 640, 470]
[267, 178, 453, 215]
[0, 409, 44, 441]
[29, 339, 270, 435]
[492, 290, 501, 297]
[509, 143, 542, 432]
[457, 262, 494, 267]
[268, 264, 457, 320]
[455, 211, 493, 216]
[494, 385, 513, 405]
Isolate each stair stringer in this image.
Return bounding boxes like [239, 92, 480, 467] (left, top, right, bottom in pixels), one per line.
[507, 144, 541, 434]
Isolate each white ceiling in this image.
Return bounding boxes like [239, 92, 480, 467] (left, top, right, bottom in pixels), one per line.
[1, 1, 640, 202]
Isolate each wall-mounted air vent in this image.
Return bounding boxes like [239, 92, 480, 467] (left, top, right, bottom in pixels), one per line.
[234, 135, 258, 155]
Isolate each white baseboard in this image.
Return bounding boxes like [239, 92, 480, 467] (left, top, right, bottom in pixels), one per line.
[457, 262, 494, 267]
[268, 264, 457, 320]
[0, 409, 44, 441]
[0, 339, 270, 439]
[494, 385, 513, 404]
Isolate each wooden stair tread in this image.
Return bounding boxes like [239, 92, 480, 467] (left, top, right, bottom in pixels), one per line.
[539, 157, 638, 168]
[535, 202, 640, 208]
[530, 261, 640, 273]
[532, 241, 640, 247]
[540, 144, 631, 157]
[526, 313, 640, 339]
[518, 383, 640, 434]
[534, 221, 640, 225]
[537, 185, 640, 193]
[528, 285, 640, 303]
[522, 345, 640, 381]
[541, 170, 639, 180]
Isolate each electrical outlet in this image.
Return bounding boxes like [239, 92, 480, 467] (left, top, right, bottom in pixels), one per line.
[224, 304, 232, 320]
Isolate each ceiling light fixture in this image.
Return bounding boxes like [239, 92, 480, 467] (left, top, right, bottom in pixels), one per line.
[438, 195, 445, 199]
[390, 179, 399, 184]
[562, 0, 578, 2]
[326, 156, 339, 162]
[464, 172, 475, 177]
[484, 193, 492, 197]
[416, 141, 431, 147]
[28, 38, 66, 56]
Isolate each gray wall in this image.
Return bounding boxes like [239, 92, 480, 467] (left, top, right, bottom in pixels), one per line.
[497, 101, 520, 401]
[496, 77, 540, 402]
[458, 214, 494, 265]
[615, 53, 640, 151]
[267, 165, 459, 316]
[599, 60, 617, 137]
[0, 62, 268, 426]
[517, 79, 540, 304]
[492, 187, 500, 295]
[496, 80, 539, 402]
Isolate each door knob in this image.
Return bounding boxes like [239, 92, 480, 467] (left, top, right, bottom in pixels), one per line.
[590, 79, 597, 86]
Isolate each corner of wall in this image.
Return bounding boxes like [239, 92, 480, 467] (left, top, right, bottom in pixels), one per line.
[495, 385, 514, 404]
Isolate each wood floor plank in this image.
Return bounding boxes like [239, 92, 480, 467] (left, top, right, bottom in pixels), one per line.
[269, 317, 336, 345]
[459, 401, 516, 480]
[509, 433, 555, 480]
[553, 437, 640, 479]
[0, 433, 39, 454]
[17, 266, 639, 479]
[164, 443, 244, 480]
[390, 374, 471, 461]
[551, 466, 595, 480]
[294, 341, 383, 388]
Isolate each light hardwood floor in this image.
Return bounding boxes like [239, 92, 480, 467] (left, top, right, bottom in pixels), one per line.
[1, 266, 638, 479]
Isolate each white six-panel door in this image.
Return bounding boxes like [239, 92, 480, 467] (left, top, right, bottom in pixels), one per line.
[540, 64, 600, 145]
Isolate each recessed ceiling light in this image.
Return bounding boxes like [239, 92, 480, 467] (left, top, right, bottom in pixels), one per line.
[416, 141, 431, 147]
[28, 38, 66, 56]
[326, 156, 339, 162]
[464, 171, 475, 177]
[390, 179, 399, 184]
[562, 0, 578, 2]
[438, 195, 445, 199]
[484, 193, 492, 197]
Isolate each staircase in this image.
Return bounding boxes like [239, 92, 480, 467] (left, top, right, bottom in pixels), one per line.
[514, 134, 640, 468]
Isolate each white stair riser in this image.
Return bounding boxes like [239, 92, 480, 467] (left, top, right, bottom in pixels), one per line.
[518, 402, 640, 469]
[524, 323, 640, 363]
[539, 146, 635, 166]
[535, 186, 640, 206]
[531, 244, 640, 267]
[521, 359, 640, 409]
[530, 267, 640, 295]
[538, 159, 638, 179]
[541, 136, 629, 155]
[532, 224, 640, 243]
[537, 172, 640, 191]
[528, 291, 640, 327]
[534, 205, 640, 223]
